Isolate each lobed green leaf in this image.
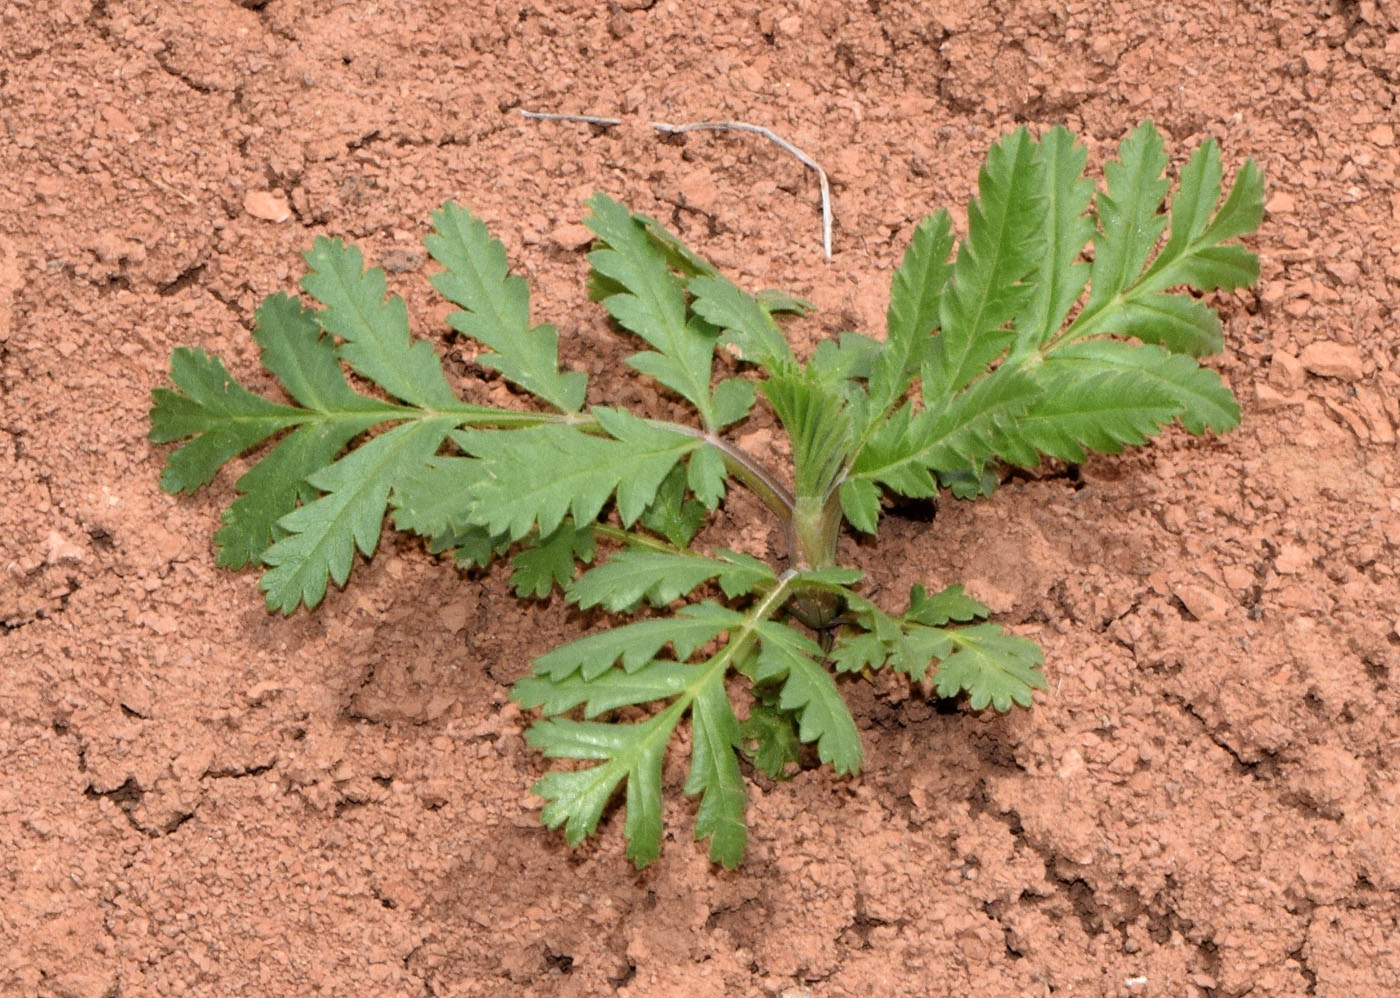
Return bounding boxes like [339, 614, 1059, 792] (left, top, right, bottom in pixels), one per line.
[877, 210, 954, 417]
[510, 522, 596, 599]
[149, 348, 304, 494]
[686, 672, 749, 868]
[586, 195, 718, 424]
[461, 413, 697, 541]
[260, 417, 458, 613]
[923, 127, 1046, 402]
[569, 549, 773, 612]
[929, 623, 1047, 711]
[754, 623, 862, 775]
[529, 603, 743, 682]
[426, 203, 587, 412]
[301, 238, 462, 410]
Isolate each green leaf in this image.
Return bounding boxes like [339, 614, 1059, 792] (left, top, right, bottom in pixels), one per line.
[433, 521, 509, 569]
[995, 368, 1182, 466]
[809, 333, 884, 386]
[843, 591, 998, 682]
[1138, 143, 1264, 295]
[1103, 292, 1224, 357]
[569, 549, 772, 612]
[1066, 135, 1261, 351]
[686, 671, 748, 868]
[737, 704, 801, 779]
[904, 584, 989, 626]
[851, 366, 1038, 493]
[301, 237, 462, 410]
[754, 624, 862, 774]
[596, 407, 704, 525]
[515, 659, 695, 718]
[526, 708, 676, 866]
[461, 414, 697, 540]
[755, 288, 814, 315]
[260, 417, 458, 613]
[829, 631, 888, 675]
[686, 444, 728, 510]
[636, 212, 719, 279]
[253, 293, 386, 413]
[531, 603, 743, 681]
[1084, 121, 1170, 312]
[939, 465, 1000, 500]
[586, 195, 717, 424]
[426, 202, 587, 412]
[149, 348, 305, 494]
[877, 210, 954, 415]
[389, 455, 484, 538]
[923, 128, 1046, 401]
[640, 464, 708, 546]
[214, 421, 373, 569]
[689, 274, 794, 369]
[711, 378, 757, 429]
[213, 296, 418, 566]
[1015, 127, 1094, 351]
[929, 623, 1047, 711]
[511, 522, 596, 599]
[838, 478, 881, 534]
[1046, 340, 1239, 435]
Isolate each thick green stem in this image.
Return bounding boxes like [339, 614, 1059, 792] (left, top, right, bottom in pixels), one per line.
[785, 492, 848, 628]
[790, 494, 843, 571]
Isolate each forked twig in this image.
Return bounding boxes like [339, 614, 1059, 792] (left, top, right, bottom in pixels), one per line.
[518, 109, 833, 260]
[650, 120, 832, 260]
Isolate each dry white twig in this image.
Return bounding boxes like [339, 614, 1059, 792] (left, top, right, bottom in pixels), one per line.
[518, 109, 833, 260]
[517, 110, 623, 127]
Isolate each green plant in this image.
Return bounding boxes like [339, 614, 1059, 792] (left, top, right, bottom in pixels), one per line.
[150, 122, 1262, 867]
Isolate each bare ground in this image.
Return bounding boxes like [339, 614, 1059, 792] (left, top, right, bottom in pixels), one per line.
[3, 1, 1399, 995]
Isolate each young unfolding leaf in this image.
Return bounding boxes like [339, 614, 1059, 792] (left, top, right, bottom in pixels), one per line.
[738, 703, 802, 779]
[639, 464, 708, 546]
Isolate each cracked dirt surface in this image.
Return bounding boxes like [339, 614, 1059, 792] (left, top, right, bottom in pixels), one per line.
[3, 0, 1399, 995]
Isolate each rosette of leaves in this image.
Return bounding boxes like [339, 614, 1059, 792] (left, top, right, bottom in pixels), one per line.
[151, 121, 1262, 867]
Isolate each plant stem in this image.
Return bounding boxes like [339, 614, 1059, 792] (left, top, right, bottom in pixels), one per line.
[789, 493, 843, 571]
[659, 424, 795, 516]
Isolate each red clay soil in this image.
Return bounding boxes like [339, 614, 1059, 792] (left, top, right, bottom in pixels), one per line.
[3, 1, 1399, 995]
